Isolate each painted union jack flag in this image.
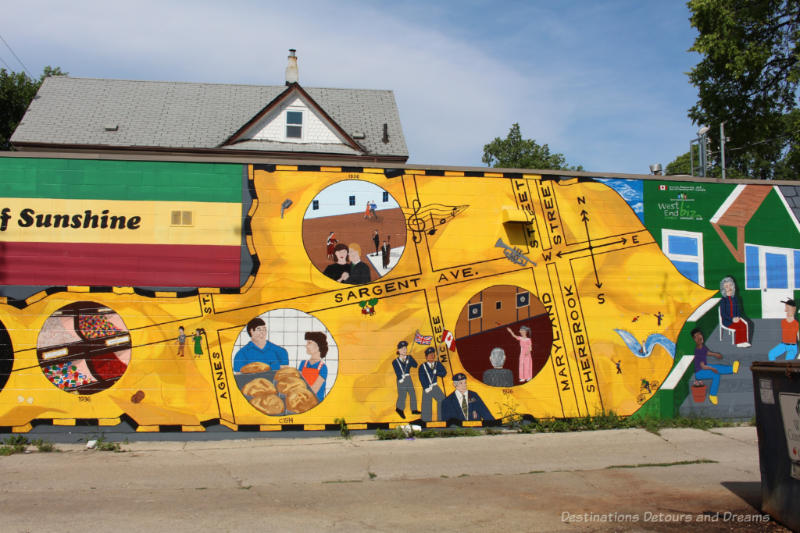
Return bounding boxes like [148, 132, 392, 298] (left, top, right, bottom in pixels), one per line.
[414, 330, 433, 345]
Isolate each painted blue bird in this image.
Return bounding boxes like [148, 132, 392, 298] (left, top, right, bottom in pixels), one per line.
[613, 329, 675, 359]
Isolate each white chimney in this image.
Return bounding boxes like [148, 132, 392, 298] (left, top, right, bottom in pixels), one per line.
[285, 49, 298, 85]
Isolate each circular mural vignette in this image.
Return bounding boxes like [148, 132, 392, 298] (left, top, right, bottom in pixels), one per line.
[0, 319, 13, 394]
[302, 179, 407, 285]
[453, 285, 552, 387]
[231, 308, 338, 416]
[37, 301, 131, 395]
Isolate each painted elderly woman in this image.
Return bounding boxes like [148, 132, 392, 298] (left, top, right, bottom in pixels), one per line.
[299, 332, 329, 402]
[506, 325, 533, 382]
[719, 276, 751, 348]
[482, 347, 514, 387]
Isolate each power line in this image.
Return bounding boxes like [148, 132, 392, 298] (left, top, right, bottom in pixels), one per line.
[725, 128, 800, 153]
[0, 53, 11, 71]
[0, 32, 32, 78]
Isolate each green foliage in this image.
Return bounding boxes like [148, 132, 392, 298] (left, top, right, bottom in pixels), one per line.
[31, 439, 57, 452]
[665, 151, 693, 176]
[482, 123, 583, 171]
[374, 413, 742, 441]
[0, 435, 29, 455]
[687, 0, 800, 179]
[0, 66, 65, 150]
[92, 436, 122, 452]
[334, 417, 351, 439]
[375, 426, 482, 440]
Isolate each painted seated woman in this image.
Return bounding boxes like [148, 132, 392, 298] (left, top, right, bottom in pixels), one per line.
[719, 276, 751, 348]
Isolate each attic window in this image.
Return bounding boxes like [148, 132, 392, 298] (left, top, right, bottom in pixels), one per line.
[286, 111, 303, 139]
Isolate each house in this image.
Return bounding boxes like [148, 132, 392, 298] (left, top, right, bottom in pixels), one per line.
[10, 50, 408, 163]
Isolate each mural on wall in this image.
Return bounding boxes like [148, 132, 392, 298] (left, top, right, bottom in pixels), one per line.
[3, 155, 797, 432]
[644, 180, 800, 418]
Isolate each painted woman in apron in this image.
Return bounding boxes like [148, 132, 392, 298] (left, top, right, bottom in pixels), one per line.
[299, 331, 328, 402]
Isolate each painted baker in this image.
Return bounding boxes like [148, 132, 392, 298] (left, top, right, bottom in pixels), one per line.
[418, 346, 447, 422]
[393, 340, 420, 419]
[232, 317, 289, 372]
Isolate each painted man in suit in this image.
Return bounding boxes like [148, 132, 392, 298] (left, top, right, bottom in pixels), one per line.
[393, 340, 420, 419]
[441, 373, 494, 423]
[418, 346, 447, 422]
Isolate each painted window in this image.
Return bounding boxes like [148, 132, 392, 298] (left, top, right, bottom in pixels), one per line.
[745, 245, 760, 289]
[468, 302, 482, 320]
[382, 191, 389, 202]
[794, 251, 800, 288]
[286, 111, 302, 139]
[661, 229, 704, 285]
[348, 195, 355, 206]
[312, 200, 319, 211]
[495, 301, 502, 310]
[744, 244, 800, 290]
[170, 210, 193, 226]
[516, 292, 530, 308]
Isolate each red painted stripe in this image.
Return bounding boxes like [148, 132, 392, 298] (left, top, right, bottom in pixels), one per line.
[0, 242, 241, 287]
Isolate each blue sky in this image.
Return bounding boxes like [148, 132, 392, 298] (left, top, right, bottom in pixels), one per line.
[3, 1, 700, 174]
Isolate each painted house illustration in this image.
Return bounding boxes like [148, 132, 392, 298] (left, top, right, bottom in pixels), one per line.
[711, 184, 800, 318]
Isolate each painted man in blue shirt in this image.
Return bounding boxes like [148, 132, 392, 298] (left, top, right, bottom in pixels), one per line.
[233, 317, 289, 372]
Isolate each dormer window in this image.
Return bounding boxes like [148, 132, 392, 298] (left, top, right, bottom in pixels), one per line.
[286, 110, 303, 139]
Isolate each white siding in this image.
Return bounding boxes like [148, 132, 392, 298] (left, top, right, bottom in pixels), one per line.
[250, 96, 344, 144]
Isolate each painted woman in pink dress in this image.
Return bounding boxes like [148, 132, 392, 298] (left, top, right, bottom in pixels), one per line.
[507, 325, 533, 382]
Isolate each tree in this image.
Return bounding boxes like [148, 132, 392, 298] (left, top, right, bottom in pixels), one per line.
[687, 0, 800, 179]
[0, 66, 65, 150]
[665, 151, 693, 175]
[482, 123, 583, 171]
[666, 149, 747, 179]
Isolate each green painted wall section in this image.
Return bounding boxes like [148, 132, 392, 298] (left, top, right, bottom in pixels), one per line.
[0, 158, 243, 202]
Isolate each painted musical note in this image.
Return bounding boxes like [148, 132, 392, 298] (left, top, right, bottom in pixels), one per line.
[404, 201, 468, 243]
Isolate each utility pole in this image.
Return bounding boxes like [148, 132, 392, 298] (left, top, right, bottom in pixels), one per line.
[720, 122, 727, 179]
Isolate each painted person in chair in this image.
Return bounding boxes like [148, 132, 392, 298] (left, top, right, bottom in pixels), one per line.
[441, 373, 494, 422]
[719, 276, 751, 347]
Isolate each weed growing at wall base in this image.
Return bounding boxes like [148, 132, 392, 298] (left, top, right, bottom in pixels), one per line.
[0, 436, 59, 455]
[374, 413, 742, 440]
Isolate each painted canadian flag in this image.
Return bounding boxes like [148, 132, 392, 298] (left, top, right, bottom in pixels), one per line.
[442, 329, 456, 351]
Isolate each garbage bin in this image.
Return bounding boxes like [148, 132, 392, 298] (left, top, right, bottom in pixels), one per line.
[752, 361, 800, 531]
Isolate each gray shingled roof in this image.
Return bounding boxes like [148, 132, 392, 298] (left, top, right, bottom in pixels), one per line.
[778, 185, 800, 224]
[11, 77, 408, 159]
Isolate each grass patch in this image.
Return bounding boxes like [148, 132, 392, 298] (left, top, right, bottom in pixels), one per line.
[334, 417, 351, 439]
[92, 437, 123, 452]
[0, 436, 29, 455]
[514, 413, 741, 434]
[606, 459, 717, 469]
[375, 413, 744, 440]
[376, 427, 482, 440]
[31, 439, 57, 453]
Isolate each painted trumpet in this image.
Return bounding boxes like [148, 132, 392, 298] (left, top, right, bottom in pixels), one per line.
[495, 238, 537, 267]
